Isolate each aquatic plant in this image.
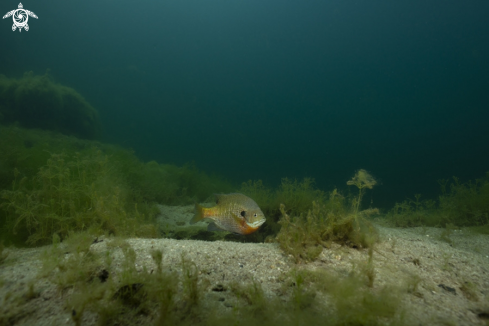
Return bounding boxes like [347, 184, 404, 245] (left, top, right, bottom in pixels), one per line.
[0, 125, 236, 245]
[239, 179, 273, 211]
[325, 274, 401, 324]
[0, 71, 102, 139]
[180, 254, 201, 307]
[459, 280, 479, 302]
[119, 158, 235, 206]
[386, 173, 489, 228]
[239, 175, 379, 256]
[272, 178, 326, 217]
[40, 236, 206, 326]
[275, 191, 378, 263]
[239, 178, 328, 241]
[0, 148, 157, 245]
[0, 126, 70, 192]
[0, 241, 8, 264]
[1, 148, 164, 245]
[439, 174, 489, 226]
[221, 268, 404, 326]
[240, 178, 326, 220]
[0, 71, 101, 138]
[4, 227, 408, 326]
[347, 169, 377, 215]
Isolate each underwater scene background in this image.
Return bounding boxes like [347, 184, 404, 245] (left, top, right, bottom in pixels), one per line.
[2, 2, 489, 326]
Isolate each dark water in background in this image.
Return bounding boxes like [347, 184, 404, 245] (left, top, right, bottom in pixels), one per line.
[1, 0, 488, 208]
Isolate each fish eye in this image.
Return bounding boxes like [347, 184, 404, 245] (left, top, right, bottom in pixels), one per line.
[254, 213, 257, 217]
[240, 211, 246, 217]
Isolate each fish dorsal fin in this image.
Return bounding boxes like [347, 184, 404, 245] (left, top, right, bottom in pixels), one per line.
[214, 193, 246, 205]
[214, 193, 223, 204]
[214, 193, 232, 205]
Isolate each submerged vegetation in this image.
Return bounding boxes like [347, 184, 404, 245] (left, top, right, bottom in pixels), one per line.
[0, 125, 394, 326]
[1, 149, 157, 245]
[387, 174, 489, 229]
[0, 71, 102, 139]
[240, 170, 379, 263]
[0, 241, 8, 264]
[0, 73, 487, 326]
[1, 121, 488, 250]
[0, 233, 405, 326]
[0, 125, 234, 245]
[276, 199, 378, 263]
[347, 169, 378, 215]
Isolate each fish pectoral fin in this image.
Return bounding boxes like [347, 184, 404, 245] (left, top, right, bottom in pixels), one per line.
[207, 222, 224, 232]
[231, 213, 246, 226]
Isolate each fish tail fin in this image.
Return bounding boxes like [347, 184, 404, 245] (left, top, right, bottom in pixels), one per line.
[190, 203, 205, 224]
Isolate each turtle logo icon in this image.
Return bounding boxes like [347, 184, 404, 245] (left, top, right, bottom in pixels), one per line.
[3, 3, 38, 32]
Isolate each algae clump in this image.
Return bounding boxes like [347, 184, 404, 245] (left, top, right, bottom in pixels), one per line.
[1, 149, 156, 245]
[0, 71, 102, 139]
[347, 169, 377, 215]
[386, 173, 489, 228]
[276, 190, 378, 263]
[239, 173, 379, 262]
[0, 125, 236, 245]
[0, 241, 8, 264]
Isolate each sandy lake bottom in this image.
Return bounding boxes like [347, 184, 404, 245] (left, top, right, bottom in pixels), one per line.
[1, 205, 489, 326]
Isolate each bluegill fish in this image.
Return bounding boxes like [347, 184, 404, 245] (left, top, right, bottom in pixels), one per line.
[190, 193, 266, 235]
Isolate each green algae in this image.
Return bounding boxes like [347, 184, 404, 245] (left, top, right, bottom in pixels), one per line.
[240, 178, 335, 242]
[273, 186, 378, 263]
[0, 125, 235, 246]
[2, 121, 480, 326]
[32, 233, 405, 326]
[209, 268, 405, 326]
[1, 149, 157, 245]
[387, 173, 489, 229]
[0, 241, 8, 264]
[276, 201, 378, 263]
[0, 125, 380, 251]
[0, 71, 102, 140]
[347, 169, 378, 215]
[0, 107, 422, 326]
[234, 175, 379, 262]
[50, 237, 201, 326]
